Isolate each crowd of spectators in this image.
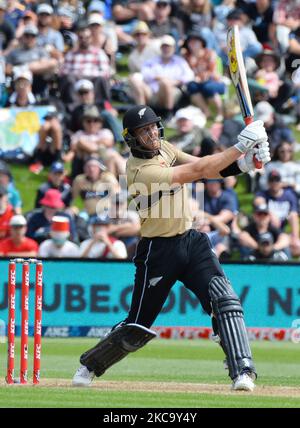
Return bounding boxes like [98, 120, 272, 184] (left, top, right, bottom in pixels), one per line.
[1, 0, 300, 261]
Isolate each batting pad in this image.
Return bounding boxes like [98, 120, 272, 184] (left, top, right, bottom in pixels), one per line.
[80, 323, 157, 377]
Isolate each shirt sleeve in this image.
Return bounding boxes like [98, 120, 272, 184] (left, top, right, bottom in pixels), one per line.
[135, 164, 173, 191]
[163, 141, 192, 165]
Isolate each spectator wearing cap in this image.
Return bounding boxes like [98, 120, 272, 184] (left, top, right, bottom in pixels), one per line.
[254, 101, 295, 154]
[87, 1, 118, 45]
[26, 188, 77, 244]
[108, 192, 140, 257]
[35, 161, 72, 208]
[183, 32, 226, 122]
[0, 161, 22, 213]
[129, 34, 194, 118]
[255, 170, 300, 256]
[72, 157, 119, 216]
[251, 232, 289, 261]
[0, 214, 38, 256]
[38, 216, 79, 258]
[68, 79, 123, 143]
[14, 9, 38, 43]
[5, 24, 58, 95]
[69, 105, 126, 178]
[259, 142, 300, 195]
[5, 68, 35, 107]
[88, 13, 117, 69]
[29, 108, 63, 173]
[56, 7, 77, 52]
[36, 3, 64, 60]
[236, 203, 290, 260]
[0, 0, 15, 54]
[0, 184, 14, 240]
[128, 21, 160, 73]
[80, 213, 127, 259]
[59, 22, 111, 105]
[149, 0, 183, 43]
[169, 106, 212, 156]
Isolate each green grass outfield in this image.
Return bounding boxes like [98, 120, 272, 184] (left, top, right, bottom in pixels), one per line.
[0, 338, 300, 408]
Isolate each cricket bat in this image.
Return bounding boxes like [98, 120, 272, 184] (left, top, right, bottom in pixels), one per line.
[227, 25, 262, 168]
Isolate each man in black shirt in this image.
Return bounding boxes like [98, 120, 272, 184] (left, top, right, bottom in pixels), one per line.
[35, 161, 72, 208]
[237, 203, 290, 259]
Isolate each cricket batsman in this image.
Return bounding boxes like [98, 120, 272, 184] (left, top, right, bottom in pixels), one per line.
[73, 105, 270, 391]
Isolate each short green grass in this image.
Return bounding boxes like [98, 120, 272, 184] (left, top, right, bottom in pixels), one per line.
[0, 338, 299, 408]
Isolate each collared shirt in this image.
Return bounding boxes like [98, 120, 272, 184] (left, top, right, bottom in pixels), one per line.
[60, 47, 111, 78]
[126, 141, 193, 238]
[141, 55, 194, 93]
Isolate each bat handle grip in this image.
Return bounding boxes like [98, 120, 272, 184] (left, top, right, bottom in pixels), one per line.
[244, 116, 263, 169]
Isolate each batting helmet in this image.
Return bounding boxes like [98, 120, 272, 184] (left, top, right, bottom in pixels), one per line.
[122, 105, 164, 155]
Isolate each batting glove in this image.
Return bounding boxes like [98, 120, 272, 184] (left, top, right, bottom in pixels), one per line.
[235, 120, 268, 154]
[237, 141, 271, 173]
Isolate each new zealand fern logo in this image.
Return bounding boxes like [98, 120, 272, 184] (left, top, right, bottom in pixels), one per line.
[138, 108, 146, 118]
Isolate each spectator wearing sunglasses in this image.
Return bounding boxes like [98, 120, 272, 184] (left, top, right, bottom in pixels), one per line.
[69, 106, 126, 179]
[68, 79, 122, 143]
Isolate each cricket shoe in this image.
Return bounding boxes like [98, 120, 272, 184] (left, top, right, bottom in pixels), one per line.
[72, 364, 95, 387]
[232, 370, 256, 392]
